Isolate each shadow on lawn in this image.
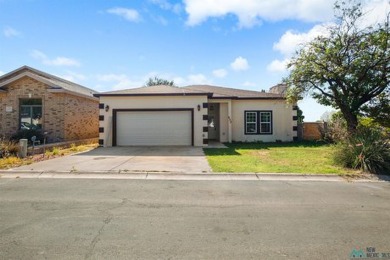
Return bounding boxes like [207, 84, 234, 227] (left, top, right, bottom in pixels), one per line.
[203, 141, 329, 156]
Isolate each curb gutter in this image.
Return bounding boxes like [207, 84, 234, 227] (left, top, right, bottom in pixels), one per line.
[0, 170, 387, 182]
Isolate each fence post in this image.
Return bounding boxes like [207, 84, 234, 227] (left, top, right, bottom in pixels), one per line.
[19, 139, 28, 158]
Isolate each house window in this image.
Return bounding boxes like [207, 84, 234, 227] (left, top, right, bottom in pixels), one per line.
[245, 112, 257, 134]
[20, 99, 42, 130]
[260, 112, 272, 134]
[244, 111, 272, 135]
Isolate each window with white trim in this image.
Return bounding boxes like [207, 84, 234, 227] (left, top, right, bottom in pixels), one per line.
[260, 112, 272, 134]
[245, 112, 257, 134]
[244, 111, 272, 135]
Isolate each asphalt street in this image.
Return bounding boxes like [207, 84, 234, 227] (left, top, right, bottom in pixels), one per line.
[0, 178, 389, 260]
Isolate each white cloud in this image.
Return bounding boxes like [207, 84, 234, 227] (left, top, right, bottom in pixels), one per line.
[0, 70, 5, 76]
[49, 57, 80, 67]
[174, 73, 212, 85]
[96, 73, 144, 90]
[212, 68, 227, 78]
[60, 71, 87, 83]
[151, 15, 169, 26]
[230, 56, 249, 71]
[31, 50, 81, 67]
[188, 74, 210, 84]
[267, 0, 390, 74]
[31, 50, 46, 60]
[153, 0, 182, 12]
[267, 59, 290, 73]
[150, 0, 182, 14]
[273, 24, 331, 57]
[107, 7, 141, 22]
[242, 81, 256, 87]
[268, 23, 331, 73]
[3, 26, 21, 38]
[184, 0, 334, 28]
[359, 0, 390, 28]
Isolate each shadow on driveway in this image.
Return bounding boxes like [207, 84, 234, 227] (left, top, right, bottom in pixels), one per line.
[79, 146, 206, 157]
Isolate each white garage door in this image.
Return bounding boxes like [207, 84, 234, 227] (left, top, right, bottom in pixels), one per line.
[116, 111, 192, 146]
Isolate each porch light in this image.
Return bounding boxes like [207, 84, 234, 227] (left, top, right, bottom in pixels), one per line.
[197, 104, 201, 111]
[105, 105, 110, 112]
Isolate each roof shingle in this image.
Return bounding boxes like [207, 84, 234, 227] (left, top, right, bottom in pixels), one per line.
[94, 85, 212, 97]
[0, 66, 97, 98]
[185, 85, 285, 99]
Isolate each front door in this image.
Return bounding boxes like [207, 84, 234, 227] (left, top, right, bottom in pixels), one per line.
[208, 103, 219, 140]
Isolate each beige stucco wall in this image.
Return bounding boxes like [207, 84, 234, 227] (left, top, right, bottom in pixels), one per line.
[219, 103, 229, 142]
[99, 95, 208, 147]
[231, 99, 297, 142]
[0, 76, 99, 142]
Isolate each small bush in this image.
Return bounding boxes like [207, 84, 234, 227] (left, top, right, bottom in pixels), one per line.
[11, 129, 44, 144]
[0, 156, 23, 169]
[0, 139, 19, 158]
[334, 127, 390, 174]
[321, 115, 348, 143]
[70, 143, 79, 152]
[51, 147, 60, 156]
[45, 149, 52, 157]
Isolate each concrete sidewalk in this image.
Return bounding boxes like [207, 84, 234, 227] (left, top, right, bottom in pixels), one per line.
[0, 170, 388, 182]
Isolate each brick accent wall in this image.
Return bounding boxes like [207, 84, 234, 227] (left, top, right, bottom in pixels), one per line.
[302, 122, 324, 141]
[0, 76, 98, 142]
[64, 95, 99, 140]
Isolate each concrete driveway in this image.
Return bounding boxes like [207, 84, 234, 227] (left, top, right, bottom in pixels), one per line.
[12, 146, 211, 173]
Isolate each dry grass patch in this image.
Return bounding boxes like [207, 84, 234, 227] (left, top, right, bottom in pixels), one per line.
[0, 143, 98, 169]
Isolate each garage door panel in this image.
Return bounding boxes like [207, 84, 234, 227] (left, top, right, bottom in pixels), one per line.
[116, 111, 192, 146]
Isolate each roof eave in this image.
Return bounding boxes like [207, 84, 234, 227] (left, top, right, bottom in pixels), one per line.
[47, 89, 98, 101]
[94, 92, 213, 98]
[210, 96, 285, 100]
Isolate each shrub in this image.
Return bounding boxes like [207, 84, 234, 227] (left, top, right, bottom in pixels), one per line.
[334, 127, 390, 174]
[0, 156, 23, 169]
[70, 143, 79, 152]
[51, 147, 60, 156]
[0, 139, 19, 158]
[11, 129, 44, 144]
[320, 112, 348, 143]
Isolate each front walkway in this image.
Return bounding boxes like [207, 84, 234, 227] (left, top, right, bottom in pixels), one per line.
[206, 141, 228, 148]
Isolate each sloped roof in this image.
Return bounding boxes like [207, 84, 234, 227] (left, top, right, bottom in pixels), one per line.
[185, 85, 285, 99]
[94, 85, 213, 97]
[95, 84, 285, 99]
[0, 66, 97, 98]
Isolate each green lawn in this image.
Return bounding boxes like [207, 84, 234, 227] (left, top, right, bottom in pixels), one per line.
[203, 142, 359, 175]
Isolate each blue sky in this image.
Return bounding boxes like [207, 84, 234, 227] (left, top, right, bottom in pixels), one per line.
[1, 0, 389, 121]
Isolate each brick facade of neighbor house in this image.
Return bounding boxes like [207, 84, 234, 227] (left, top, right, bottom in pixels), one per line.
[302, 122, 325, 141]
[0, 66, 99, 143]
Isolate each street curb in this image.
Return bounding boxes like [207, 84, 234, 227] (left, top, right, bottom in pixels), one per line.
[0, 170, 387, 182]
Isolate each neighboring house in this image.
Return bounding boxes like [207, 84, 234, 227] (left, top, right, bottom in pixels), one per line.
[0, 66, 99, 142]
[95, 84, 298, 147]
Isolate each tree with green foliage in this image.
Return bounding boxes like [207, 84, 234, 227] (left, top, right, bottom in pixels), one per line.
[362, 89, 390, 128]
[144, 76, 176, 87]
[285, 1, 390, 133]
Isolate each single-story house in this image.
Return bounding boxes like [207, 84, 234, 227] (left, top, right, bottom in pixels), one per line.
[0, 66, 99, 142]
[95, 84, 298, 147]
